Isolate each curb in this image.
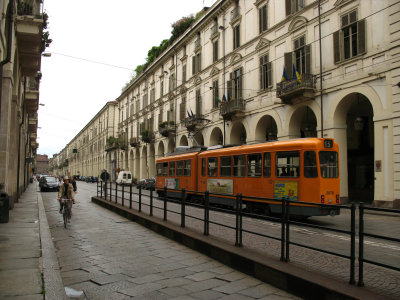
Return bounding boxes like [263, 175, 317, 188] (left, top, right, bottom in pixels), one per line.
[37, 189, 67, 300]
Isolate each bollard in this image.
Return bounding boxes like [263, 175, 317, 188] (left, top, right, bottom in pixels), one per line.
[122, 184, 125, 207]
[235, 194, 240, 246]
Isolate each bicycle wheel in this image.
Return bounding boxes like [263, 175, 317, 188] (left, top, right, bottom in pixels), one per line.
[63, 206, 67, 228]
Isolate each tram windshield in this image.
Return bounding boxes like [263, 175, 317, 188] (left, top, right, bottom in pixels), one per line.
[319, 151, 339, 178]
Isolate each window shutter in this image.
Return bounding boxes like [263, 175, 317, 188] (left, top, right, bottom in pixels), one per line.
[305, 44, 311, 74]
[192, 56, 196, 75]
[284, 52, 293, 78]
[285, 0, 291, 16]
[333, 30, 341, 63]
[267, 62, 272, 87]
[357, 19, 366, 55]
[239, 67, 243, 100]
[262, 6, 267, 32]
[259, 7, 262, 33]
[227, 74, 232, 99]
[259, 56, 264, 89]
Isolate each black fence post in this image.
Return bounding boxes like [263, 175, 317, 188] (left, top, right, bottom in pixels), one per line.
[358, 203, 365, 287]
[163, 187, 167, 221]
[129, 184, 132, 209]
[115, 183, 118, 204]
[150, 187, 153, 216]
[235, 193, 240, 247]
[97, 181, 99, 197]
[239, 194, 243, 247]
[122, 184, 125, 207]
[181, 189, 186, 228]
[100, 181, 103, 197]
[280, 197, 286, 261]
[139, 185, 142, 212]
[285, 197, 290, 262]
[350, 203, 356, 285]
[109, 181, 112, 202]
[204, 191, 209, 236]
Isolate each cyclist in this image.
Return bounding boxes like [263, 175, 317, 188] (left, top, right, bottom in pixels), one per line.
[58, 176, 76, 215]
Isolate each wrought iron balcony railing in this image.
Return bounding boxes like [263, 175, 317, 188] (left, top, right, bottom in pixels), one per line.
[220, 98, 245, 120]
[276, 73, 316, 103]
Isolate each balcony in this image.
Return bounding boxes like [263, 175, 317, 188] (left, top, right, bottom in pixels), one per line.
[220, 98, 245, 121]
[140, 130, 155, 144]
[16, 0, 43, 76]
[129, 137, 140, 148]
[231, 6, 240, 22]
[25, 76, 40, 113]
[28, 113, 38, 132]
[276, 74, 316, 104]
[210, 24, 218, 39]
[184, 115, 204, 132]
[158, 121, 176, 137]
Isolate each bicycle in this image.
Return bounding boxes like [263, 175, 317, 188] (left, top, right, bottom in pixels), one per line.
[61, 199, 73, 228]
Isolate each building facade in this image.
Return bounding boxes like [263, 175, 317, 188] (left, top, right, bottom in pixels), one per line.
[55, 0, 400, 208]
[35, 154, 49, 174]
[0, 0, 44, 207]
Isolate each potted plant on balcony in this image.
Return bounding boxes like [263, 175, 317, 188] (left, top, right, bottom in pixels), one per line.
[141, 130, 151, 143]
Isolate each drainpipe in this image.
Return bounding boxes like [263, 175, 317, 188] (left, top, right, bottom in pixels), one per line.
[318, 0, 324, 137]
[0, 0, 14, 136]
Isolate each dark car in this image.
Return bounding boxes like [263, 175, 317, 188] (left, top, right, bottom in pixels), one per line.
[137, 178, 155, 190]
[39, 176, 60, 192]
[85, 176, 94, 183]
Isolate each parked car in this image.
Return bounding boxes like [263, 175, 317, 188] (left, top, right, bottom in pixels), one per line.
[116, 171, 132, 185]
[39, 176, 59, 192]
[92, 177, 98, 183]
[136, 178, 155, 190]
[80, 176, 86, 181]
[85, 176, 95, 183]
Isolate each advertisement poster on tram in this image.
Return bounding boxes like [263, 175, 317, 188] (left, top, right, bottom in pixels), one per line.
[165, 178, 179, 190]
[274, 181, 298, 201]
[207, 179, 233, 194]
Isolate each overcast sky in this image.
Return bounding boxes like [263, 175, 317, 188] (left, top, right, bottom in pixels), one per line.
[38, 0, 217, 157]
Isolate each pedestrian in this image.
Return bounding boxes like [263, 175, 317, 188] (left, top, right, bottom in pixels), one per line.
[69, 176, 77, 193]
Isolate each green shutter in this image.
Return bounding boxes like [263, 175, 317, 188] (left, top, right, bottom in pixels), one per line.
[333, 30, 341, 63]
[305, 44, 311, 74]
[267, 62, 272, 87]
[284, 52, 293, 78]
[357, 19, 366, 55]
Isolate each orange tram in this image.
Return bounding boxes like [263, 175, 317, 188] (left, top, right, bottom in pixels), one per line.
[156, 138, 341, 218]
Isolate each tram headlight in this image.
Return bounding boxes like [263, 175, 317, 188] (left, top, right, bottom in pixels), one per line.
[321, 195, 325, 203]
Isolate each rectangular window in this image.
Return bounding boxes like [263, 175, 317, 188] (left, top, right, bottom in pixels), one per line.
[162, 162, 168, 176]
[233, 24, 240, 49]
[259, 4, 267, 33]
[143, 93, 148, 108]
[220, 156, 232, 177]
[169, 73, 175, 92]
[233, 155, 246, 177]
[263, 152, 271, 177]
[192, 53, 202, 75]
[333, 11, 365, 63]
[196, 89, 201, 117]
[247, 154, 262, 177]
[276, 151, 300, 178]
[180, 96, 186, 121]
[169, 161, 176, 177]
[213, 40, 219, 62]
[228, 68, 243, 101]
[182, 64, 187, 83]
[184, 160, 191, 176]
[294, 35, 306, 75]
[150, 88, 155, 103]
[160, 81, 164, 97]
[201, 158, 206, 177]
[286, 0, 304, 16]
[208, 157, 218, 177]
[259, 54, 272, 90]
[156, 163, 163, 176]
[304, 151, 318, 178]
[212, 80, 219, 108]
[176, 161, 184, 176]
[319, 151, 339, 178]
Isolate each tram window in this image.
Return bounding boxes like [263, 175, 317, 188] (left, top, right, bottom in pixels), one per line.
[156, 163, 163, 176]
[276, 151, 300, 178]
[201, 158, 206, 177]
[176, 161, 184, 176]
[319, 151, 339, 178]
[162, 162, 168, 176]
[169, 161, 176, 177]
[263, 152, 271, 177]
[304, 151, 318, 178]
[233, 155, 246, 177]
[208, 157, 218, 177]
[247, 153, 262, 177]
[220, 156, 232, 177]
[184, 160, 191, 176]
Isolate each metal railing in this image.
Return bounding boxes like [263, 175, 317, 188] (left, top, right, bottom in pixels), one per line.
[276, 73, 315, 97]
[96, 182, 399, 288]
